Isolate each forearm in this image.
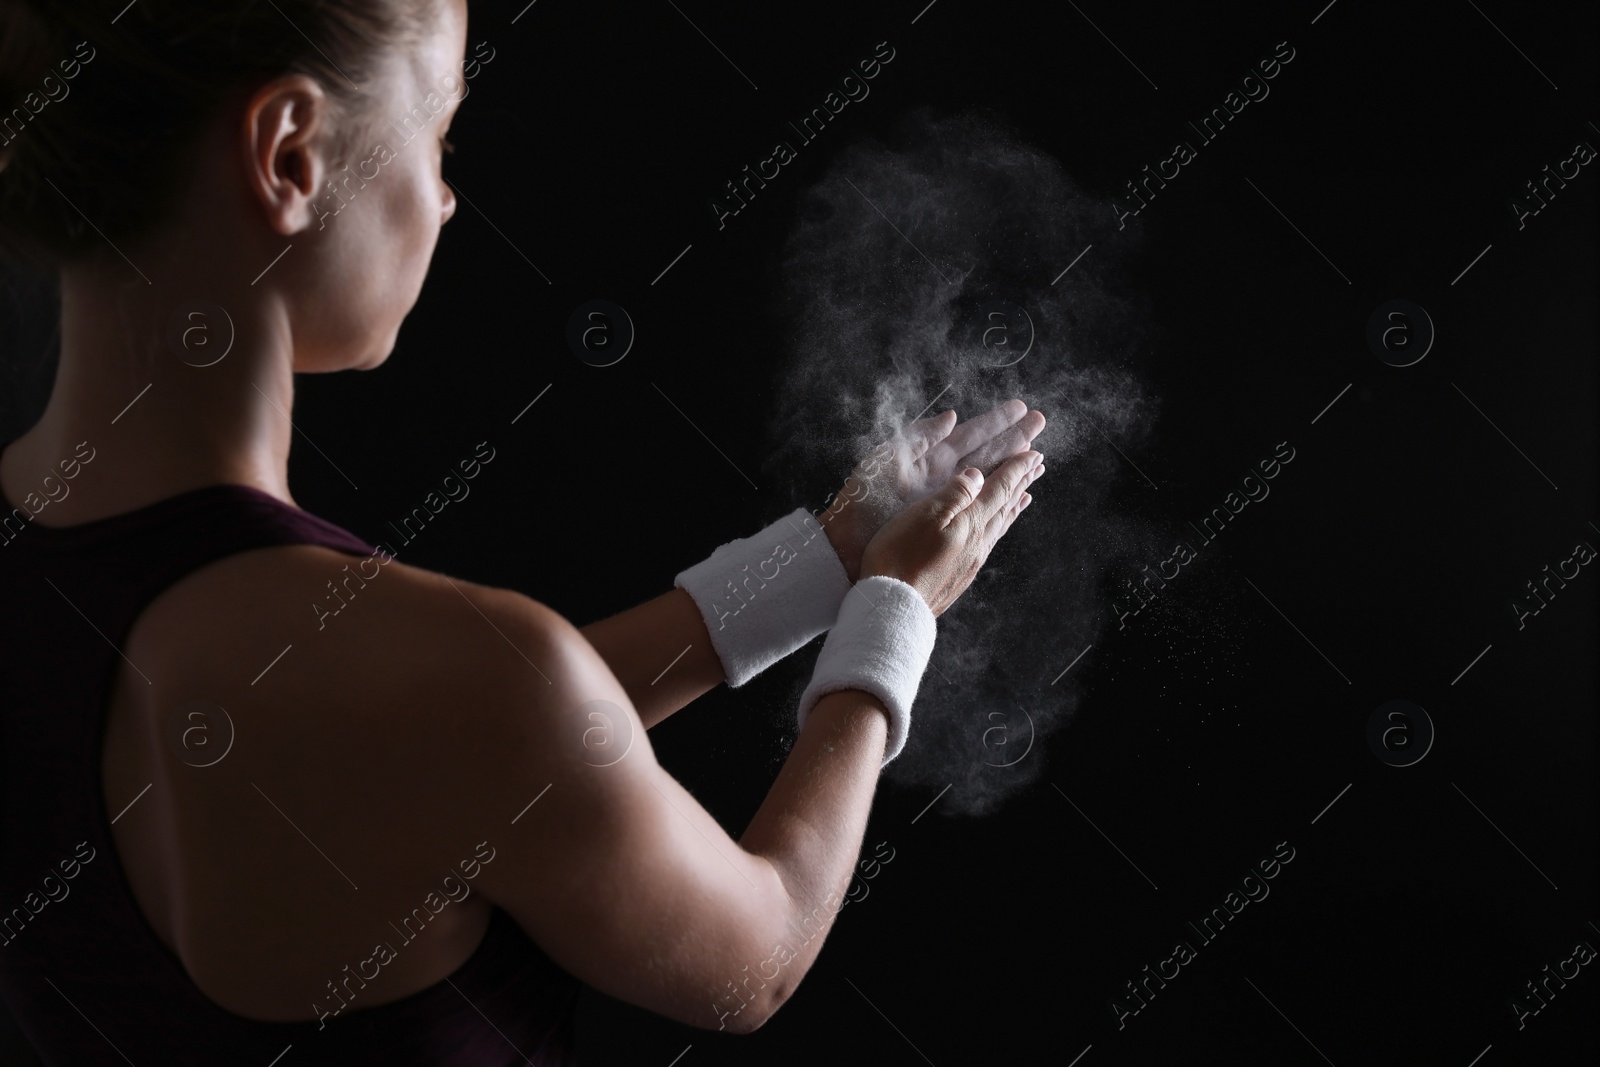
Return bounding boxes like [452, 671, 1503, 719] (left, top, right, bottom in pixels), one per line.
[737, 689, 888, 982]
[583, 513, 858, 731]
[579, 588, 723, 729]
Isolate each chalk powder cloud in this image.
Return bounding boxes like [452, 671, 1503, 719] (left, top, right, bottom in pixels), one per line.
[766, 108, 1167, 815]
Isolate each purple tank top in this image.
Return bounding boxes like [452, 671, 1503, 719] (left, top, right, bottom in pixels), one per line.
[0, 473, 580, 1065]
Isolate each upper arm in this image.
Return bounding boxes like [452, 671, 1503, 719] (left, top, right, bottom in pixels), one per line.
[427, 583, 799, 1031]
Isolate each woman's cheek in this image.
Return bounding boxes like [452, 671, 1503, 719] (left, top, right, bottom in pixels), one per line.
[378, 170, 439, 288]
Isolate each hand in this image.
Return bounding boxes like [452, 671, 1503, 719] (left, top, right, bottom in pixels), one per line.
[857, 450, 1043, 617]
[822, 400, 1046, 582]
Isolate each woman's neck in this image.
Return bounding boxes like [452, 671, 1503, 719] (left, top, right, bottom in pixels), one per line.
[0, 252, 298, 526]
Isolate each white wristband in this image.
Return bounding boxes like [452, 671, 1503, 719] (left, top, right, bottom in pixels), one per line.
[675, 507, 853, 688]
[796, 575, 937, 768]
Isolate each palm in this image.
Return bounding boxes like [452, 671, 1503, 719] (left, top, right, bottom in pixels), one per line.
[885, 399, 1044, 505]
[825, 399, 1045, 581]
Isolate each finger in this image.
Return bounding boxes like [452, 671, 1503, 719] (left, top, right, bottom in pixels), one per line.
[967, 450, 1041, 525]
[1004, 489, 1033, 536]
[984, 488, 1031, 546]
[960, 408, 1045, 474]
[939, 399, 1026, 457]
[928, 465, 987, 527]
[905, 409, 957, 463]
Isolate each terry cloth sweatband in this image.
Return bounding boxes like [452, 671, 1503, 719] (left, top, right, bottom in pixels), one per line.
[795, 575, 937, 768]
[675, 507, 853, 688]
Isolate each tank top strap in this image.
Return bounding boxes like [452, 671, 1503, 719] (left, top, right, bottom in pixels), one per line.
[5, 482, 378, 561]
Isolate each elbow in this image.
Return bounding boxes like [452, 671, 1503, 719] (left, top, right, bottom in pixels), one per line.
[716, 1009, 769, 1035]
[691, 978, 797, 1034]
[709, 988, 792, 1034]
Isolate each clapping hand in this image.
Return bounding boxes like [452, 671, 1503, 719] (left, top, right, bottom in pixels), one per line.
[821, 399, 1046, 582]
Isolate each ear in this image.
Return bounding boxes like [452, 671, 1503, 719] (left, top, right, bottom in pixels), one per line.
[241, 75, 332, 236]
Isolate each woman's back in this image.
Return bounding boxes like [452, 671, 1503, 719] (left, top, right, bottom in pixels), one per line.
[0, 470, 579, 1064]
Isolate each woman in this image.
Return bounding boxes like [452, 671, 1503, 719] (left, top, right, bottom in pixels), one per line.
[0, 1, 1045, 1063]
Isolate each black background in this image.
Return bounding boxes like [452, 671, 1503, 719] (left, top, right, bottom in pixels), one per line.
[2, 0, 1596, 1064]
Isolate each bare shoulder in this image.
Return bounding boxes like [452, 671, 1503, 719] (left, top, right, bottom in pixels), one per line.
[133, 535, 559, 659]
[125, 540, 595, 788]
